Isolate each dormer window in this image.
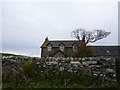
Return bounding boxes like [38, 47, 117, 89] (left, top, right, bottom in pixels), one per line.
[47, 43, 52, 51]
[73, 44, 77, 51]
[59, 43, 65, 51]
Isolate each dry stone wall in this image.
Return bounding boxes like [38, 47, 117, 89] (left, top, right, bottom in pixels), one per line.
[36, 57, 116, 83]
[2, 56, 116, 83]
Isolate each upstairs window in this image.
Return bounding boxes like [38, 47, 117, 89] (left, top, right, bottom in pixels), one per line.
[59, 44, 65, 51]
[73, 44, 77, 51]
[47, 44, 52, 51]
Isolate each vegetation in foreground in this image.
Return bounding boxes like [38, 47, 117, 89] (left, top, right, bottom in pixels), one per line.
[2, 55, 120, 89]
[2, 67, 119, 89]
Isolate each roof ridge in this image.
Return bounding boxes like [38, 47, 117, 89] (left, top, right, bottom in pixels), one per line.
[49, 40, 79, 41]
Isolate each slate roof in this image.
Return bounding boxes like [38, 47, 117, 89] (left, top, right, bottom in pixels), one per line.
[41, 40, 81, 47]
[41, 38, 120, 56]
[88, 46, 120, 56]
[48, 40, 80, 47]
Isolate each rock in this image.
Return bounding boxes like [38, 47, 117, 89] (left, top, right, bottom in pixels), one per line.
[59, 67, 64, 71]
[89, 57, 93, 61]
[106, 69, 114, 73]
[68, 69, 73, 72]
[46, 61, 58, 65]
[82, 58, 85, 61]
[70, 57, 74, 61]
[70, 61, 80, 64]
[58, 63, 62, 66]
[82, 62, 89, 67]
[10, 59, 17, 62]
[87, 61, 97, 65]
[93, 73, 98, 76]
[36, 61, 40, 65]
[55, 57, 59, 61]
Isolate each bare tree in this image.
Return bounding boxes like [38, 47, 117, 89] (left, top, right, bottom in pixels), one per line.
[71, 28, 111, 57]
[71, 28, 111, 45]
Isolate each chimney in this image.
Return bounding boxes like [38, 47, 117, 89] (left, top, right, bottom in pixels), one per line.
[45, 37, 49, 41]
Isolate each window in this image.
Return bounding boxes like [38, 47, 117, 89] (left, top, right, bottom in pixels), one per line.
[47, 44, 52, 51]
[59, 44, 65, 51]
[73, 44, 77, 51]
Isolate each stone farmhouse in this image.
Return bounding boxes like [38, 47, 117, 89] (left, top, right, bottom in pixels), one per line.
[41, 37, 120, 57]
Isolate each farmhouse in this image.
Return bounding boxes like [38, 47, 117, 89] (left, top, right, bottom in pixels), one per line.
[41, 37, 120, 57]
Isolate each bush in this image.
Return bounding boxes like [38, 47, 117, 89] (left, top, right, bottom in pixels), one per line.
[22, 59, 36, 78]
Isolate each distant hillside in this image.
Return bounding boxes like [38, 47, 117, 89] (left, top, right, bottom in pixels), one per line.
[1, 53, 20, 56]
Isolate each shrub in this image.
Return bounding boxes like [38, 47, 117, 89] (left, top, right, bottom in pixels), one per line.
[22, 59, 36, 78]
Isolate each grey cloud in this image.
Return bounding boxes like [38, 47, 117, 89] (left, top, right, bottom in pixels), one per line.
[2, 1, 118, 56]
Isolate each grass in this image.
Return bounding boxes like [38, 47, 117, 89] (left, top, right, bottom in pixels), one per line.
[2, 69, 119, 88]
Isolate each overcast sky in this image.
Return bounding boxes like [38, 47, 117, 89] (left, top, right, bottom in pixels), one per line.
[1, 0, 119, 57]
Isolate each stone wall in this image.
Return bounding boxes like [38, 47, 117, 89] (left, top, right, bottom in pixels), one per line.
[2, 56, 116, 83]
[36, 57, 116, 83]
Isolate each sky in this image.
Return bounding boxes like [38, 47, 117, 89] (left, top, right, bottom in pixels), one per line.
[0, 0, 119, 57]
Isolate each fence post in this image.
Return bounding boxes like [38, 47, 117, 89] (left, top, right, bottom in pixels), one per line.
[116, 58, 120, 84]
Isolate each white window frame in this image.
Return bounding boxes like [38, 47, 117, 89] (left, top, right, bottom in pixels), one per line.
[59, 44, 65, 51]
[47, 44, 52, 51]
[73, 44, 77, 51]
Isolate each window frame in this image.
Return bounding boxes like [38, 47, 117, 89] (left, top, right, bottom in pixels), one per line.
[59, 44, 65, 51]
[73, 44, 77, 51]
[47, 44, 52, 51]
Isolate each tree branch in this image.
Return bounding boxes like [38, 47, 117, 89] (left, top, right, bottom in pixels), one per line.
[71, 28, 111, 45]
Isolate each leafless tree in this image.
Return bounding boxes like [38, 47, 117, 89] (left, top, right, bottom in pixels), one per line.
[71, 28, 111, 45]
[71, 28, 111, 57]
